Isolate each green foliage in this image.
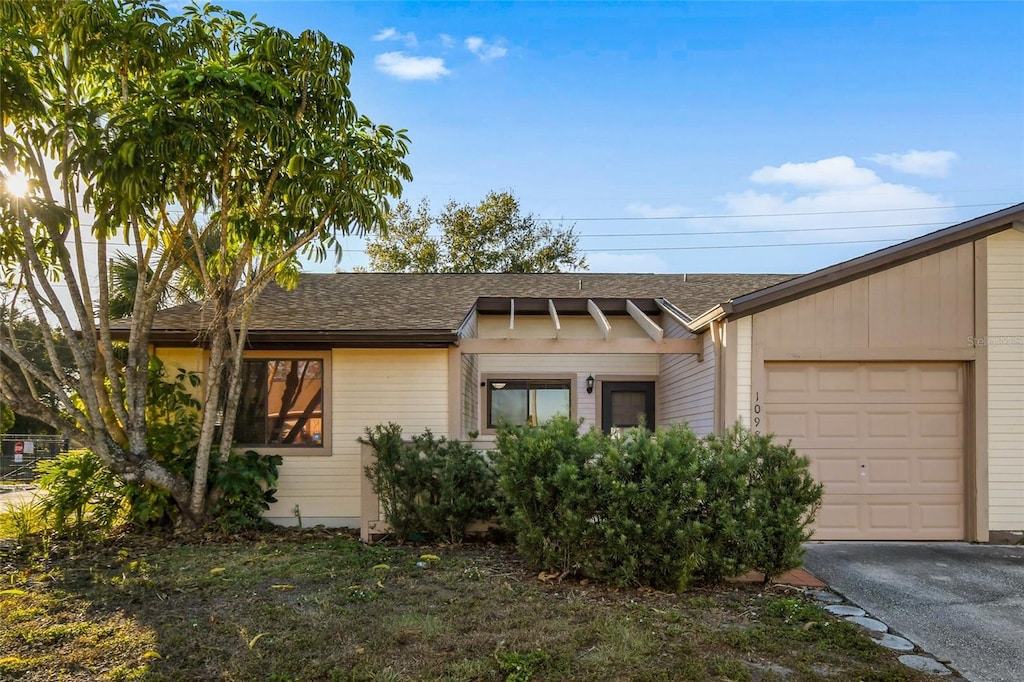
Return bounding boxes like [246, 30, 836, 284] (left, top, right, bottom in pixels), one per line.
[494, 419, 824, 589]
[36, 450, 126, 540]
[741, 430, 823, 581]
[495, 649, 550, 682]
[208, 450, 283, 532]
[114, 357, 202, 527]
[0, 0, 412, 522]
[493, 416, 602, 574]
[364, 191, 587, 273]
[361, 424, 497, 543]
[591, 427, 707, 590]
[0, 403, 13, 434]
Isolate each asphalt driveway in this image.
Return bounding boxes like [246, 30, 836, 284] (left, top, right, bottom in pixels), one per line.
[804, 542, 1024, 682]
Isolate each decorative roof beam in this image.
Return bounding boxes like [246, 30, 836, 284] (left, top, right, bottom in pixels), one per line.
[548, 299, 561, 338]
[587, 299, 611, 339]
[626, 299, 664, 342]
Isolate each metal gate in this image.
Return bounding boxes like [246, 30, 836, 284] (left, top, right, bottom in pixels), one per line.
[0, 434, 66, 481]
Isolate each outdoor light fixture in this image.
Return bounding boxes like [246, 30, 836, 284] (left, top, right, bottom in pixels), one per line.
[586, 375, 595, 394]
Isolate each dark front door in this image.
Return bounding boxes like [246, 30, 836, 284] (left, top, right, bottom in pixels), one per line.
[601, 381, 655, 434]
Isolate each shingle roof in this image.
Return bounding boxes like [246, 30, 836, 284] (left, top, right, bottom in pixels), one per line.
[141, 272, 795, 336]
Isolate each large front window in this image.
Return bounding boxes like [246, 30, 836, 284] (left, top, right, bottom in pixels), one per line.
[487, 379, 571, 428]
[235, 359, 324, 447]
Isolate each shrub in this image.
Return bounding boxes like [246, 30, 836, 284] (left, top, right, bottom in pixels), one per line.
[494, 420, 823, 590]
[742, 432, 823, 581]
[208, 449, 283, 532]
[493, 416, 603, 575]
[590, 427, 706, 590]
[361, 423, 496, 543]
[35, 449, 127, 540]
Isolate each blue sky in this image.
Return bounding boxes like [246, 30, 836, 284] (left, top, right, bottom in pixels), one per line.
[227, 1, 1023, 275]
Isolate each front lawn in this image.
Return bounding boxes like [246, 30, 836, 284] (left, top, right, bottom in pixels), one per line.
[0, 531, 946, 681]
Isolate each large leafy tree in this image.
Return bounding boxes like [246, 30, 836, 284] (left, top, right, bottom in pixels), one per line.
[0, 0, 411, 524]
[365, 190, 587, 273]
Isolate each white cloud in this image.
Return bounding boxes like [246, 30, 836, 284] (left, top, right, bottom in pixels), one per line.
[868, 150, 958, 177]
[750, 156, 881, 189]
[465, 36, 508, 61]
[374, 52, 450, 81]
[439, 33, 455, 49]
[585, 252, 669, 273]
[372, 27, 418, 48]
[625, 202, 690, 219]
[719, 155, 955, 243]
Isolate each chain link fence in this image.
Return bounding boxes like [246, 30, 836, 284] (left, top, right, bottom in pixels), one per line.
[1, 434, 67, 482]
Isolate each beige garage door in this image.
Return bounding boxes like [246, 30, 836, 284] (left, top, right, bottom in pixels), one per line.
[764, 362, 965, 540]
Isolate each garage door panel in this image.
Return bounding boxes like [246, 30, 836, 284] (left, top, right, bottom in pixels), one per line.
[816, 495, 963, 540]
[765, 362, 965, 541]
[768, 363, 962, 404]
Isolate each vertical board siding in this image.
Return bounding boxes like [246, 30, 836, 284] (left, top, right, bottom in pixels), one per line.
[657, 317, 716, 435]
[266, 348, 449, 527]
[752, 244, 975, 351]
[736, 316, 753, 427]
[987, 230, 1024, 530]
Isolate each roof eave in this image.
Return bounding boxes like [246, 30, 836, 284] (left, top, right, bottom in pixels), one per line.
[141, 329, 458, 349]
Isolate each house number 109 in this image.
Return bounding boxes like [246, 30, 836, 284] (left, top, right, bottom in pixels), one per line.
[752, 392, 761, 434]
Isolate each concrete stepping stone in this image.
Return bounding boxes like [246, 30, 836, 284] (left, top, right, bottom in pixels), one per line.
[877, 633, 915, 652]
[806, 589, 843, 604]
[846, 615, 888, 633]
[824, 604, 865, 617]
[898, 655, 950, 676]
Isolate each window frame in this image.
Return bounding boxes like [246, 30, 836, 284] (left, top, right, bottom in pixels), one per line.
[481, 373, 575, 433]
[210, 350, 332, 457]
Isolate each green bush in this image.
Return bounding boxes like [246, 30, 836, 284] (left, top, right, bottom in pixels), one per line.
[742, 431, 823, 581]
[209, 449, 283, 532]
[493, 416, 602, 575]
[494, 419, 823, 589]
[590, 427, 707, 590]
[36, 449, 127, 540]
[361, 423, 496, 543]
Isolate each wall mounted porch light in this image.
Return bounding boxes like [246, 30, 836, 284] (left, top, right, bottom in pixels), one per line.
[586, 375, 595, 394]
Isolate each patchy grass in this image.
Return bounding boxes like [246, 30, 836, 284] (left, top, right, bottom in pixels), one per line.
[0, 530, 953, 681]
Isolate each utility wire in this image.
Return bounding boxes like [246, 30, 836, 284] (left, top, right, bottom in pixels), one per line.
[540, 201, 1016, 221]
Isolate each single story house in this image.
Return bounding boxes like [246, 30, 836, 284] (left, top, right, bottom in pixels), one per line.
[141, 203, 1024, 542]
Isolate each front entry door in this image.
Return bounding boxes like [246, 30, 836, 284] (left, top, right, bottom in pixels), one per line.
[601, 381, 655, 434]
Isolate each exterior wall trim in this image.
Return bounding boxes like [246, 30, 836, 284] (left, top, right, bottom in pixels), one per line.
[971, 239, 989, 541]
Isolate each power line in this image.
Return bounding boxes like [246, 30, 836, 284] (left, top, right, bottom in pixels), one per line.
[540, 201, 1016, 222]
[580, 220, 947, 239]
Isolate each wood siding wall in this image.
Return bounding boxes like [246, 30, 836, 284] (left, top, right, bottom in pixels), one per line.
[266, 348, 449, 527]
[987, 229, 1024, 531]
[657, 317, 716, 435]
[752, 243, 976, 353]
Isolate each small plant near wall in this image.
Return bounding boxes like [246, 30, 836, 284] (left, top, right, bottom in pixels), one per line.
[361, 424, 497, 543]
